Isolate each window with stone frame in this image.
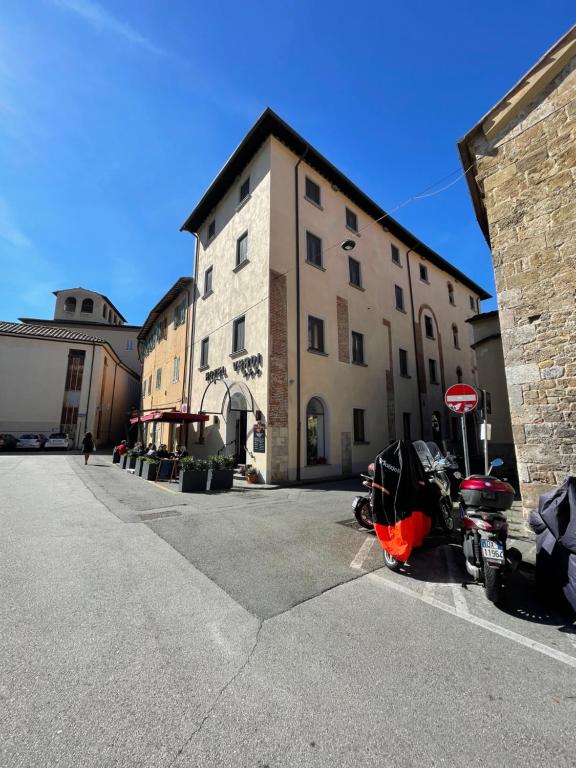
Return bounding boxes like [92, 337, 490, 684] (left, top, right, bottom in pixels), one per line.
[448, 282, 455, 306]
[395, 284, 405, 311]
[424, 314, 434, 338]
[156, 367, 162, 389]
[346, 207, 358, 232]
[419, 264, 428, 282]
[204, 266, 213, 296]
[239, 177, 250, 203]
[351, 331, 365, 364]
[208, 219, 215, 240]
[308, 315, 325, 353]
[200, 337, 209, 368]
[232, 316, 245, 353]
[391, 244, 401, 265]
[305, 177, 321, 206]
[428, 358, 438, 384]
[306, 231, 323, 268]
[348, 256, 362, 287]
[452, 324, 460, 349]
[236, 232, 248, 267]
[399, 348, 409, 377]
[353, 408, 366, 443]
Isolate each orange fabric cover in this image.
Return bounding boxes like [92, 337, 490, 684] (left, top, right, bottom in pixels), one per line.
[374, 511, 431, 562]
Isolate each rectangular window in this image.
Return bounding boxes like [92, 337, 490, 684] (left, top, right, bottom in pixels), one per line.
[208, 219, 215, 240]
[346, 208, 358, 232]
[156, 367, 162, 389]
[239, 177, 250, 202]
[306, 231, 323, 267]
[395, 284, 404, 311]
[200, 337, 209, 368]
[428, 358, 438, 384]
[308, 316, 325, 353]
[391, 244, 401, 265]
[236, 232, 248, 267]
[204, 267, 213, 296]
[399, 348, 409, 377]
[305, 177, 321, 206]
[172, 356, 180, 383]
[232, 316, 245, 353]
[126, 339, 134, 350]
[351, 331, 365, 364]
[403, 413, 412, 442]
[424, 315, 434, 338]
[179, 301, 186, 326]
[353, 409, 366, 443]
[419, 264, 428, 282]
[148, 375, 152, 396]
[348, 257, 361, 287]
[64, 350, 86, 392]
[469, 295, 475, 311]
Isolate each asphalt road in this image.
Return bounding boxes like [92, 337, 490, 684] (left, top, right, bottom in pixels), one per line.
[2, 454, 576, 768]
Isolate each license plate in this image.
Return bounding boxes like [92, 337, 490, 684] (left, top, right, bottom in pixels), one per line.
[481, 540, 504, 562]
[481, 491, 496, 499]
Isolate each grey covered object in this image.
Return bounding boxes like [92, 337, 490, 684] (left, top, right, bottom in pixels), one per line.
[529, 476, 576, 615]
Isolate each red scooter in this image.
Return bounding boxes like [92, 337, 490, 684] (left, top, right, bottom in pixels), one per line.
[459, 458, 521, 604]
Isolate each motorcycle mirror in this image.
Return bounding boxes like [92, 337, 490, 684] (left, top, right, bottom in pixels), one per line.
[453, 471, 462, 479]
[490, 458, 504, 468]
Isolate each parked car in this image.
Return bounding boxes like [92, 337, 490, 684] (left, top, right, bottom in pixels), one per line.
[44, 432, 70, 450]
[0, 433, 18, 451]
[16, 433, 43, 450]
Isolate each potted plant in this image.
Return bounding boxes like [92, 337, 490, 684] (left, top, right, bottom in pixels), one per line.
[207, 454, 235, 491]
[135, 455, 145, 476]
[141, 457, 159, 481]
[179, 456, 209, 492]
[245, 466, 258, 484]
[125, 449, 138, 471]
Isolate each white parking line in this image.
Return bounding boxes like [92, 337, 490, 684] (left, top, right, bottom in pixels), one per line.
[350, 537, 376, 570]
[442, 548, 470, 617]
[368, 571, 576, 670]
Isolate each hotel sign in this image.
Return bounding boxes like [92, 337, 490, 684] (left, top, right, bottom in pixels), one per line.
[233, 353, 263, 380]
[205, 367, 227, 383]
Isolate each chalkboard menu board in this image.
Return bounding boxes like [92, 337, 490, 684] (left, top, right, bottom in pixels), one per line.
[253, 430, 265, 453]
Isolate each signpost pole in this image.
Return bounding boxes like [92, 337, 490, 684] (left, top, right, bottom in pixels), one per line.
[482, 389, 489, 475]
[461, 414, 470, 478]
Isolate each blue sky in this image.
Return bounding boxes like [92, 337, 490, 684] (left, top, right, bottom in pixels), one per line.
[0, 1, 573, 324]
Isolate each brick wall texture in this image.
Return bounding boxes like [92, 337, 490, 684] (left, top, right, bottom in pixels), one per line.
[472, 57, 576, 516]
[268, 270, 289, 482]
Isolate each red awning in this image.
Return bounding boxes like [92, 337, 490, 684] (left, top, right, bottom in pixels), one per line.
[130, 410, 209, 424]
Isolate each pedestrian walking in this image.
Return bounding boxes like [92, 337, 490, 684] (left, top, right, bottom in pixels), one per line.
[81, 432, 95, 465]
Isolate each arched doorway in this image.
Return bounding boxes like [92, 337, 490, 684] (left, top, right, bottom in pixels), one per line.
[306, 397, 326, 465]
[226, 391, 248, 464]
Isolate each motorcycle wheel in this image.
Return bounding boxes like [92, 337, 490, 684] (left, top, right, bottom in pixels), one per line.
[354, 499, 374, 530]
[484, 563, 502, 604]
[383, 549, 402, 572]
[437, 497, 455, 532]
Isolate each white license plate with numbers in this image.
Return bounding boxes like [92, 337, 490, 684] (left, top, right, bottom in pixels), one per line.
[481, 540, 504, 562]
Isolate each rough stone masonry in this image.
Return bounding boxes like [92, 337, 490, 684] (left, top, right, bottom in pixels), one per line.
[468, 54, 576, 517]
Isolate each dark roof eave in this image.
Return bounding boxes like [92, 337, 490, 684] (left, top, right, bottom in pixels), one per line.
[19, 317, 141, 330]
[138, 277, 193, 340]
[180, 108, 490, 300]
[466, 309, 499, 324]
[457, 135, 491, 245]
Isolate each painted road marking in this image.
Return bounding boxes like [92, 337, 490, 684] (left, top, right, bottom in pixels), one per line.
[368, 571, 576, 670]
[442, 548, 470, 617]
[350, 537, 376, 570]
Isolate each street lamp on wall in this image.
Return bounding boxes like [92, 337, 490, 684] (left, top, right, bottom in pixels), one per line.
[341, 239, 356, 251]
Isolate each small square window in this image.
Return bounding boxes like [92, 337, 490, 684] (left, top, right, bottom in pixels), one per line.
[399, 348, 409, 377]
[419, 264, 428, 282]
[306, 231, 323, 268]
[346, 208, 358, 232]
[208, 219, 215, 240]
[348, 257, 361, 287]
[308, 316, 325, 353]
[305, 177, 321, 206]
[232, 316, 245, 353]
[236, 232, 248, 267]
[352, 331, 364, 364]
[391, 244, 401, 265]
[353, 408, 366, 443]
[395, 285, 405, 311]
[200, 337, 209, 368]
[204, 266, 213, 296]
[239, 177, 250, 202]
[424, 315, 434, 338]
[428, 358, 438, 384]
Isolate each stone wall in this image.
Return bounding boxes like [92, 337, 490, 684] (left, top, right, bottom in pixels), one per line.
[471, 58, 576, 515]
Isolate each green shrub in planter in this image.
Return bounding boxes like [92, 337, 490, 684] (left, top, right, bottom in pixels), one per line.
[135, 456, 145, 476]
[207, 454, 234, 490]
[141, 457, 159, 481]
[179, 457, 209, 492]
[125, 450, 138, 470]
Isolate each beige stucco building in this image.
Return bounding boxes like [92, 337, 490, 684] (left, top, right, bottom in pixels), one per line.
[0, 322, 140, 447]
[181, 110, 488, 483]
[136, 277, 199, 449]
[458, 26, 576, 515]
[20, 287, 142, 373]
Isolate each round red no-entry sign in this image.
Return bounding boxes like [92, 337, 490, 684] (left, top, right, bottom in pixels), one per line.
[444, 384, 478, 414]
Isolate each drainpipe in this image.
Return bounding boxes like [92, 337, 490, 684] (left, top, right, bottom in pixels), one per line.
[181, 285, 192, 445]
[294, 146, 309, 481]
[405, 247, 425, 439]
[187, 234, 200, 445]
[107, 359, 118, 443]
[83, 342, 96, 445]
